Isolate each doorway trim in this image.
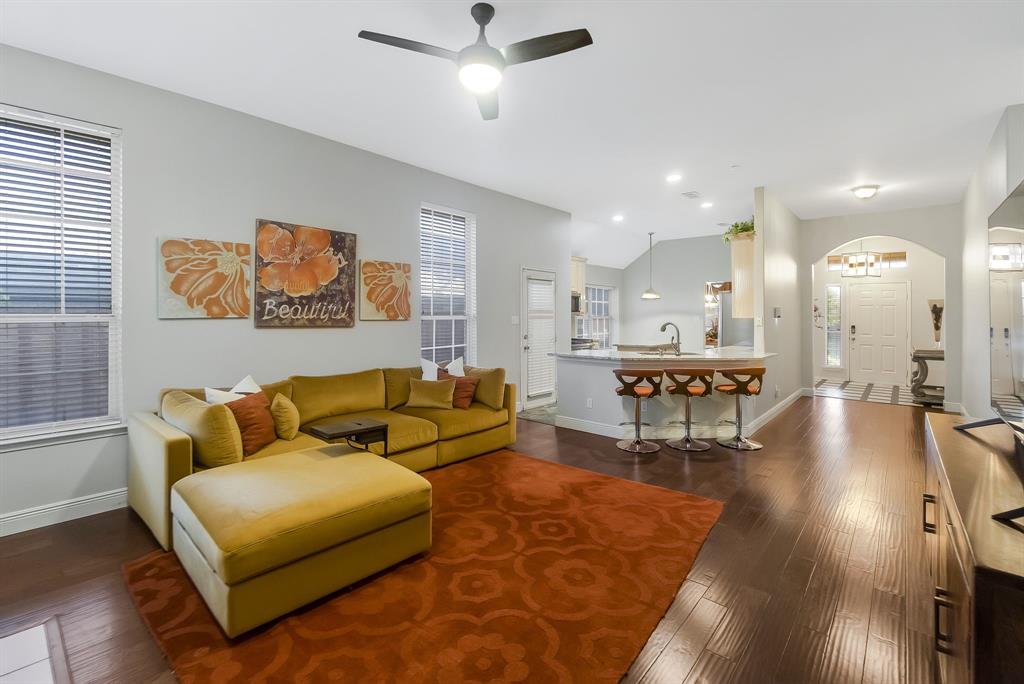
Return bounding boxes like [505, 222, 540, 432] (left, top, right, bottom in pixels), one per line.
[520, 266, 558, 410]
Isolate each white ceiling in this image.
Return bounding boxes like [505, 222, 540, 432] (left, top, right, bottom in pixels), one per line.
[3, 1, 1022, 268]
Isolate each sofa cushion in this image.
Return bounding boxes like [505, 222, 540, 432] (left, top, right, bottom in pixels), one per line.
[225, 392, 277, 456]
[439, 370, 479, 409]
[383, 367, 423, 409]
[396, 402, 509, 440]
[465, 367, 506, 409]
[270, 393, 301, 440]
[247, 433, 328, 460]
[301, 409, 437, 455]
[289, 370, 385, 423]
[406, 378, 456, 409]
[171, 449, 431, 584]
[161, 391, 244, 468]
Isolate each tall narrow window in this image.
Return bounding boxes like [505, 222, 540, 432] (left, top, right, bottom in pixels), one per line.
[583, 285, 613, 349]
[825, 284, 842, 368]
[0, 107, 123, 439]
[419, 205, 476, 363]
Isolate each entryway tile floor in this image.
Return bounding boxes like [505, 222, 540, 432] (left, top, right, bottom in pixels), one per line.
[518, 404, 558, 426]
[993, 393, 1024, 419]
[0, 621, 62, 684]
[814, 378, 919, 407]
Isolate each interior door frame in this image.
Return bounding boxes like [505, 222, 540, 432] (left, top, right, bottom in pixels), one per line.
[520, 266, 558, 410]
[847, 279, 912, 385]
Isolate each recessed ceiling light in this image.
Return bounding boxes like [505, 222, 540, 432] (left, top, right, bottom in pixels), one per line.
[700, 201, 713, 209]
[665, 172, 683, 184]
[851, 184, 880, 199]
[611, 214, 624, 222]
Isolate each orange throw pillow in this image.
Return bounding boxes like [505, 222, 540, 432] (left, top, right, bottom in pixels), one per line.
[225, 391, 276, 456]
[439, 370, 480, 409]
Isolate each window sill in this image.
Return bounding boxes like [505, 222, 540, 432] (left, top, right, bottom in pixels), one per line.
[0, 423, 128, 453]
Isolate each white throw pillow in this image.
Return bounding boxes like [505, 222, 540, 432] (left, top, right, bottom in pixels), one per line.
[420, 358, 439, 381]
[205, 387, 245, 405]
[231, 374, 261, 394]
[446, 357, 466, 377]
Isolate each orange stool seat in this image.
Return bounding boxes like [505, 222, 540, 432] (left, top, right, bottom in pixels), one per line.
[618, 385, 655, 397]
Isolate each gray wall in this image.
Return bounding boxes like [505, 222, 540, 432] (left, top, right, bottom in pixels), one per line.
[619, 235, 735, 351]
[0, 45, 571, 520]
[961, 105, 1024, 418]
[798, 203, 963, 407]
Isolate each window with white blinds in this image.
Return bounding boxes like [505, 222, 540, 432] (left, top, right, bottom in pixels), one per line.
[825, 284, 842, 368]
[582, 285, 613, 349]
[419, 205, 476, 364]
[0, 107, 123, 440]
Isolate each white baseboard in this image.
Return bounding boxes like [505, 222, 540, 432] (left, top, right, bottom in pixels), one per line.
[0, 487, 127, 537]
[944, 401, 963, 414]
[748, 388, 811, 437]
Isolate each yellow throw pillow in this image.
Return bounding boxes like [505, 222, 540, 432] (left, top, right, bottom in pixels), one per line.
[466, 367, 506, 409]
[270, 393, 300, 440]
[406, 378, 456, 409]
[383, 366, 423, 409]
[161, 390, 243, 468]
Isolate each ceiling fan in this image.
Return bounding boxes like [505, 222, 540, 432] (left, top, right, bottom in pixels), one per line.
[358, 2, 593, 120]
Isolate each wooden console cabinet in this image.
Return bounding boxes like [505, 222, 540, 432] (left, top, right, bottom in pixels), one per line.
[924, 414, 1024, 684]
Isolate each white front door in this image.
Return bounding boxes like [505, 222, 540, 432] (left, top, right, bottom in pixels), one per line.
[521, 269, 557, 408]
[990, 274, 1014, 395]
[849, 282, 909, 385]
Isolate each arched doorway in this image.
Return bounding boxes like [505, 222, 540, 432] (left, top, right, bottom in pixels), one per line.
[810, 236, 946, 406]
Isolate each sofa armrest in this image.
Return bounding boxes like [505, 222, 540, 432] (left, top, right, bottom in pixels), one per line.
[503, 383, 517, 445]
[127, 411, 193, 550]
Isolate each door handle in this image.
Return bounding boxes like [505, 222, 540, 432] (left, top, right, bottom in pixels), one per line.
[922, 493, 937, 534]
[523, 345, 530, 351]
[933, 589, 953, 655]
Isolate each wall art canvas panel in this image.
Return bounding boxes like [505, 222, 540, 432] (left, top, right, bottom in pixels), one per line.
[158, 237, 251, 319]
[253, 219, 356, 328]
[360, 260, 412, 321]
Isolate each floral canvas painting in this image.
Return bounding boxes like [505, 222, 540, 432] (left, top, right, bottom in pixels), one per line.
[360, 260, 412, 321]
[158, 237, 251, 319]
[253, 219, 356, 328]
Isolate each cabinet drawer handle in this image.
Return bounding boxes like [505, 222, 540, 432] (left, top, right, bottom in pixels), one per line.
[933, 589, 953, 655]
[923, 493, 937, 534]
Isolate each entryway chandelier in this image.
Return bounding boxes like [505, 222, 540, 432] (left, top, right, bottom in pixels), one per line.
[840, 241, 881, 278]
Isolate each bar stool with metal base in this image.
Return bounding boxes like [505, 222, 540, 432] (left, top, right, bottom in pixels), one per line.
[663, 369, 715, 452]
[715, 367, 766, 450]
[612, 369, 663, 453]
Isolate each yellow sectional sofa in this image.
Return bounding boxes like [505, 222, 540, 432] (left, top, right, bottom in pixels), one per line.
[128, 366, 516, 550]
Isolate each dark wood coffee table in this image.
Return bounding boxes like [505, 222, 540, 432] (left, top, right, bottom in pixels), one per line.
[307, 418, 389, 456]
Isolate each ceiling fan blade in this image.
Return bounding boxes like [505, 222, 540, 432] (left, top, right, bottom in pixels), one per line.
[476, 91, 499, 120]
[357, 31, 457, 60]
[502, 29, 593, 66]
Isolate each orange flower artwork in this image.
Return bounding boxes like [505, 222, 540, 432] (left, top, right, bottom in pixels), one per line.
[360, 260, 412, 321]
[158, 238, 251, 318]
[253, 219, 356, 328]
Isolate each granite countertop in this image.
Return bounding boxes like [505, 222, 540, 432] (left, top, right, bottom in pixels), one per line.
[553, 345, 777, 362]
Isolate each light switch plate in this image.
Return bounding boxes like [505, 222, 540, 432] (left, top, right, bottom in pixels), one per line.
[511, 315, 520, 325]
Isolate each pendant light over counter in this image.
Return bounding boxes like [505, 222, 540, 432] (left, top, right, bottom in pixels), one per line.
[641, 231, 661, 300]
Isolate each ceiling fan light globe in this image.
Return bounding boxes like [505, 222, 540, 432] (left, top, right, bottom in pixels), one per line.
[459, 63, 502, 93]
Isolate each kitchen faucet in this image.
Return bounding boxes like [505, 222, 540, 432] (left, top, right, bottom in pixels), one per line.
[660, 322, 681, 355]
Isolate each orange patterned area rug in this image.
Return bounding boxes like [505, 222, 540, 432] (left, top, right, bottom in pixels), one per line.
[123, 450, 722, 683]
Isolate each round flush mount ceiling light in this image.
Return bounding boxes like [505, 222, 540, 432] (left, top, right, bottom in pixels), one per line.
[665, 172, 683, 184]
[611, 214, 624, 222]
[700, 201, 713, 209]
[851, 184, 880, 199]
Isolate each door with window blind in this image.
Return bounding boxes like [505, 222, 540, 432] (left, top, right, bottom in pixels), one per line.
[521, 269, 557, 407]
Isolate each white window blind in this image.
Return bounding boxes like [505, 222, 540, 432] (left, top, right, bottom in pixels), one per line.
[583, 285, 613, 349]
[525, 276, 556, 398]
[0, 106, 123, 441]
[419, 205, 476, 364]
[825, 284, 842, 368]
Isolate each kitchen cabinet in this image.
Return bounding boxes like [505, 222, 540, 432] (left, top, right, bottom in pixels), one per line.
[729, 232, 754, 318]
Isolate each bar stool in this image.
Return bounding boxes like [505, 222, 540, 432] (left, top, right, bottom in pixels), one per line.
[663, 369, 715, 452]
[612, 369, 663, 454]
[715, 367, 766, 451]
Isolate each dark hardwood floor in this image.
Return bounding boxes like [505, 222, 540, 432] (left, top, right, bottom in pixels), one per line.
[0, 396, 934, 683]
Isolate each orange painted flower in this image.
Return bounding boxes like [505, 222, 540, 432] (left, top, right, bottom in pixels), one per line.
[361, 260, 411, 320]
[256, 223, 341, 297]
[161, 239, 250, 317]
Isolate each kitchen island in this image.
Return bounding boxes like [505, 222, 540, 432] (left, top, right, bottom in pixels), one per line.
[551, 346, 777, 440]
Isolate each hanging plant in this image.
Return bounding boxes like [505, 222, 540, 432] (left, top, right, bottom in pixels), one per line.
[722, 217, 755, 243]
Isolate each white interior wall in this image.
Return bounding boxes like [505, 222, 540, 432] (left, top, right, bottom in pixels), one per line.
[811, 237, 946, 387]
[961, 105, 1024, 419]
[0, 46, 571, 527]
